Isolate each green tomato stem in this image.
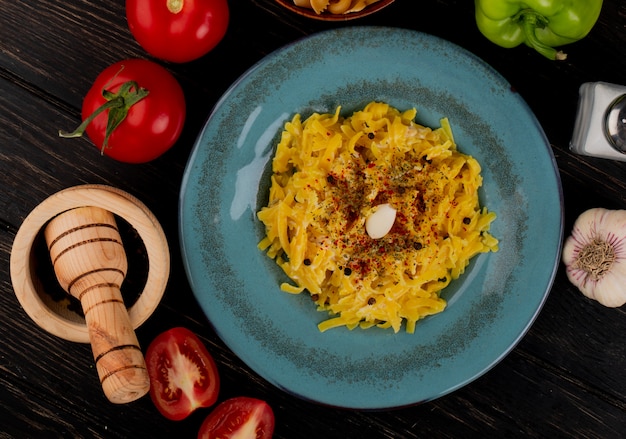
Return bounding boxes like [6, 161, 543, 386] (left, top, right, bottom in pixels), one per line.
[59, 80, 149, 155]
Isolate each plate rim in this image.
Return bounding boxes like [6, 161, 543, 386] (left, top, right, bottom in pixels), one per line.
[179, 26, 564, 409]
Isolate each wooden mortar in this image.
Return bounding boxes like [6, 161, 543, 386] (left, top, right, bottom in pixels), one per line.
[10, 185, 169, 344]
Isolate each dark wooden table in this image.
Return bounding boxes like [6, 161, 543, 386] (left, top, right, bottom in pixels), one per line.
[2, 1, 625, 437]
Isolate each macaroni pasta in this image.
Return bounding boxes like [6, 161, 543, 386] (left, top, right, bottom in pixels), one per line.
[258, 102, 498, 333]
[294, 0, 381, 14]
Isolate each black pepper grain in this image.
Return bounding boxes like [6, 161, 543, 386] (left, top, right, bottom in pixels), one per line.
[303, 258, 312, 266]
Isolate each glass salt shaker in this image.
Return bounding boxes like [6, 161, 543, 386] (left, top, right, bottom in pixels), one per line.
[570, 81, 626, 161]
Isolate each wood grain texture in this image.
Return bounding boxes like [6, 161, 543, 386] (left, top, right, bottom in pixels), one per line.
[1, 0, 625, 437]
[44, 206, 149, 403]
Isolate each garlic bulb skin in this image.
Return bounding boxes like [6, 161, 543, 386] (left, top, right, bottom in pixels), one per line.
[562, 208, 626, 307]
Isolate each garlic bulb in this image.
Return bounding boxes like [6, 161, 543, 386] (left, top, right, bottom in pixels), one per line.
[562, 208, 626, 307]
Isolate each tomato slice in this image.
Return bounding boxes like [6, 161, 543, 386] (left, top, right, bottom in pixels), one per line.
[198, 397, 275, 439]
[145, 327, 220, 421]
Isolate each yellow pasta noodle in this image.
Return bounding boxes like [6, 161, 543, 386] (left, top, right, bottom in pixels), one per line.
[257, 102, 498, 333]
[296, 0, 381, 14]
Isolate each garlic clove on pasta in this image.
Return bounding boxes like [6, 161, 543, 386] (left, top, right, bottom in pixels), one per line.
[562, 207, 626, 307]
[365, 203, 396, 239]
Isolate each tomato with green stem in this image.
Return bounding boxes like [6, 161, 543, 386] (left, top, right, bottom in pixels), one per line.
[145, 327, 220, 421]
[60, 59, 186, 163]
[126, 0, 230, 63]
[198, 397, 275, 439]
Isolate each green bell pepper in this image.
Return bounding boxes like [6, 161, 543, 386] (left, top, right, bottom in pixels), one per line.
[475, 0, 603, 60]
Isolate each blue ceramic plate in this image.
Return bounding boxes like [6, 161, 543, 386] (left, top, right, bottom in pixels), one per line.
[179, 27, 563, 409]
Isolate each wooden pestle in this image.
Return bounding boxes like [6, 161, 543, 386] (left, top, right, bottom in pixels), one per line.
[44, 206, 150, 404]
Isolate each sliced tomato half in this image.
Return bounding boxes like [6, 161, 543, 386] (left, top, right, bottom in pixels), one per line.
[198, 397, 275, 439]
[145, 327, 220, 421]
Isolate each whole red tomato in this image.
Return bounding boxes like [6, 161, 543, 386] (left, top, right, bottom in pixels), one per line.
[126, 0, 230, 63]
[61, 59, 186, 163]
[145, 327, 220, 421]
[198, 397, 275, 439]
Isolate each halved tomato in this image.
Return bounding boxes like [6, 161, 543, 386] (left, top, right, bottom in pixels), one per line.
[198, 397, 275, 439]
[145, 327, 220, 421]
